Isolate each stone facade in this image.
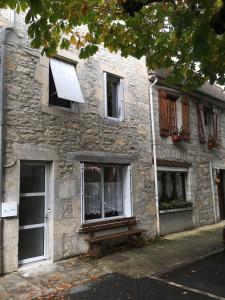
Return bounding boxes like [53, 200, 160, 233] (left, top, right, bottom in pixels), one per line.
[0, 13, 224, 274]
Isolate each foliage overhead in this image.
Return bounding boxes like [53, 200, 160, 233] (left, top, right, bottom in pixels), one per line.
[0, 0, 225, 89]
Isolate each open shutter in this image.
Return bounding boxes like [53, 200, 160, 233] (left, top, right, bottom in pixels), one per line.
[119, 78, 124, 121]
[182, 96, 190, 140]
[158, 90, 169, 136]
[80, 163, 85, 223]
[169, 98, 177, 134]
[213, 108, 219, 143]
[197, 104, 205, 144]
[50, 58, 84, 103]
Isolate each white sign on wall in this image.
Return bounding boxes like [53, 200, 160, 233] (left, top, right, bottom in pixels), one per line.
[1, 202, 17, 218]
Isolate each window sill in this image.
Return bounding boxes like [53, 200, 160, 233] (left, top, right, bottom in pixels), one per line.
[103, 116, 124, 124]
[159, 207, 193, 214]
[41, 104, 79, 119]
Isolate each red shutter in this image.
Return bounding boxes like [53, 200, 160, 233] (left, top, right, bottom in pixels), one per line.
[197, 104, 205, 144]
[158, 90, 169, 136]
[169, 99, 177, 134]
[182, 96, 190, 140]
[213, 110, 218, 142]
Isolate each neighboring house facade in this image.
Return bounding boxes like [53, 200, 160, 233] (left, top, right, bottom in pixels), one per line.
[0, 12, 224, 274]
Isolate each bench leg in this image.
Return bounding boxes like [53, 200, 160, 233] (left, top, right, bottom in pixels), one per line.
[89, 242, 102, 258]
[128, 234, 144, 248]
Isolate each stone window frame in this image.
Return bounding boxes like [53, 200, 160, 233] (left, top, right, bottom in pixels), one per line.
[80, 163, 133, 224]
[100, 63, 126, 122]
[39, 49, 83, 115]
[157, 165, 193, 210]
[103, 72, 124, 121]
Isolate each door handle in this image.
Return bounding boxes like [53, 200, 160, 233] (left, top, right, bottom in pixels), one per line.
[44, 209, 51, 221]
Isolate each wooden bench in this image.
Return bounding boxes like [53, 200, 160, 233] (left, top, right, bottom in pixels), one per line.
[81, 217, 145, 257]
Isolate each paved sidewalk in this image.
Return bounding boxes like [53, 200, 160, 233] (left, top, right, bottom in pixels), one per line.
[0, 221, 224, 299]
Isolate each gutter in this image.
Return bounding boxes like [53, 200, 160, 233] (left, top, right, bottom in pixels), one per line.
[0, 26, 12, 275]
[209, 161, 217, 223]
[149, 75, 160, 235]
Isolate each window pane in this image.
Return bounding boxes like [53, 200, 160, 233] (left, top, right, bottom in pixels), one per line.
[84, 165, 102, 220]
[19, 227, 44, 260]
[175, 173, 186, 200]
[19, 196, 45, 226]
[158, 171, 186, 204]
[104, 167, 123, 218]
[49, 67, 72, 109]
[107, 75, 119, 118]
[20, 165, 45, 193]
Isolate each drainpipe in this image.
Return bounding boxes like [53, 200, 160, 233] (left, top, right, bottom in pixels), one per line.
[149, 76, 160, 235]
[209, 161, 217, 223]
[0, 26, 12, 275]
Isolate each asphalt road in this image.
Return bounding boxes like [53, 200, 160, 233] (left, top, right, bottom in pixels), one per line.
[65, 251, 225, 300]
[162, 250, 225, 298]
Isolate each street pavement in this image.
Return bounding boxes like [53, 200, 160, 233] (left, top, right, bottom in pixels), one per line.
[65, 273, 213, 300]
[0, 221, 224, 299]
[66, 252, 225, 299]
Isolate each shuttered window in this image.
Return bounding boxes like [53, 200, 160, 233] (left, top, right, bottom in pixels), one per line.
[197, 104, 219, 145]
[158, 90, 190, 140]
[49, 58, 84, 108]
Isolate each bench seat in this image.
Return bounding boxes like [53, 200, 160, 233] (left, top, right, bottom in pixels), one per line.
[81, 217, 145, 257]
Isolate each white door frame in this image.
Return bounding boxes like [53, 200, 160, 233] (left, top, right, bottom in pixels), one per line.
[19, 163, 49, 265]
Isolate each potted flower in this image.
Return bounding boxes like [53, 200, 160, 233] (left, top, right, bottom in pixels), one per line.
[171, 127, 184, 142]
[207, 134, 217, 149]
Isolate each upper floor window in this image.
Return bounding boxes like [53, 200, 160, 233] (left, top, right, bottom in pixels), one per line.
[104, 73, 124, 120]
[49, 58, 84, 109]
[158, 90, 190, 140]
[197, 104, 219, 147]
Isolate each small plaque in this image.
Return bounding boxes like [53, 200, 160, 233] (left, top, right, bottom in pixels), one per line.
[1, 202, 17, 218]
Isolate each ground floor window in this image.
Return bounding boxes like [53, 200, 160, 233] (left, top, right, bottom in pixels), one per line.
[158, 170, 192, 210]
[81, 163, 132, 222]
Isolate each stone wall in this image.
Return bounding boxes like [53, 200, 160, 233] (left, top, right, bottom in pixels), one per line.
[1, 12, 224, 274]
[152, 85, 225, 227]
[1, 14, 155, 273]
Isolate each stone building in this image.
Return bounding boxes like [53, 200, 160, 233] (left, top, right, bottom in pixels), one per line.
[0, 11, 224, 274]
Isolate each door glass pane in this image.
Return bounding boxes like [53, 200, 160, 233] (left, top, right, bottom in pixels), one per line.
[84, 165, 102, 220]
[18, 227, 44, 260]
[20, 165, 45, 193]
[19, 196, 45, 226]
[104, 166, 123, 218]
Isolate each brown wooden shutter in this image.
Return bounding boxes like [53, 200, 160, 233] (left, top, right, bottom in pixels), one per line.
[169, 99, 177, 134]
[197, 103, 205, 144]
[213, 109, 218, 143]
[182, 96, 190, 140]
[158, 90, 169, 136]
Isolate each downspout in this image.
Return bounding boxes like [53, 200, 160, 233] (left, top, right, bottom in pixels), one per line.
[149, 76, 160, 235]
[209, 161, 217, 223]
[0, 26, 12, 275]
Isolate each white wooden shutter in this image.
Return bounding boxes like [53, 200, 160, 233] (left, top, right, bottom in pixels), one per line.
[80, 163, 85, 223]
[119, 79, 124, 121]
[123, 165, 133, 217]
[50, 58, 84, 103]
[103, 72, 107, 117]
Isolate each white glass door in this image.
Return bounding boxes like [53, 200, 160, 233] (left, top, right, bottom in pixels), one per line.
[18, 164, 48, 264]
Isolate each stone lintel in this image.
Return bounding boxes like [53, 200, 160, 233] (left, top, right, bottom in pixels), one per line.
[68, 151, 135, 164]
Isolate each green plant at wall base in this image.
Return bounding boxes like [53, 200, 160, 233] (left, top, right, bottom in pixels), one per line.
[0, 0, 224, 89]
[159, 200, 193, 210]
